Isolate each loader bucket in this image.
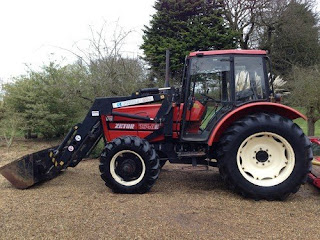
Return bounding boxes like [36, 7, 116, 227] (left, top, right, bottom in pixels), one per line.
[0, 147, 58, 189]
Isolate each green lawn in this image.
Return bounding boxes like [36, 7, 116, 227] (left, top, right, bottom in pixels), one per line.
[294, 117, 320, 137]
[292, 107, 320, 137]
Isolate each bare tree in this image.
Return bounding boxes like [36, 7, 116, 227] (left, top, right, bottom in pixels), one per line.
[254, 0, 289, 50]
[221, 0, 316, 50]
[221, 0, 271, 49]
[290, 65, 320, 136]
[61, 21, 147, 100]
[0, 113, 21, 151]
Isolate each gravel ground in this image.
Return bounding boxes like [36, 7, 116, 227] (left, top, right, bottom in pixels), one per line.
[1, 139, 320, 240]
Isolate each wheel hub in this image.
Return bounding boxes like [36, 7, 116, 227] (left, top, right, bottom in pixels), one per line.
[120, 159, 136, 176]
[111, 150, 145, 186]
[256, 150, 269, 163]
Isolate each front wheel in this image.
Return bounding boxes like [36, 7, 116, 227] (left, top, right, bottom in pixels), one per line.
[99, 136, 160, 193]
[218, 113, 312, 200]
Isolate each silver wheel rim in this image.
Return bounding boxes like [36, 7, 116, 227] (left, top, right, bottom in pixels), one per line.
[110, 150, 146, 186]
[237, 132, 295, 187]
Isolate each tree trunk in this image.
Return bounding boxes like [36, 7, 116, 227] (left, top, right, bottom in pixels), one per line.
[25, 129, 32, 139]
[307, 118, 315, 136]
[266, 26, 273, 53]
[240, 38, 248, 49]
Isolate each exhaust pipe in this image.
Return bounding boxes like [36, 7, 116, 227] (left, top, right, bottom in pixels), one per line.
[165, 49, 170, 88]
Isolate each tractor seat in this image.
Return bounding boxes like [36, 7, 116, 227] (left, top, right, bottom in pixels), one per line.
[182, 105, 231, 142]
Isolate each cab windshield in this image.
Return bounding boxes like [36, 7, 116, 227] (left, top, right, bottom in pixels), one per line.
[190, 56, 231, 102]
[189, 55, 268, 103]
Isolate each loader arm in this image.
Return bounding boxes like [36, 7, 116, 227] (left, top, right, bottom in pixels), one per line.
[55, 93, 166, 168]
[42, 97, 117, 170]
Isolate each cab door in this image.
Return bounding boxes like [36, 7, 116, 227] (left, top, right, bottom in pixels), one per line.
[181, 55, 232, 141]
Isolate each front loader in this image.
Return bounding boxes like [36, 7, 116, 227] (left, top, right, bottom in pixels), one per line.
[0, 49, 313, 200]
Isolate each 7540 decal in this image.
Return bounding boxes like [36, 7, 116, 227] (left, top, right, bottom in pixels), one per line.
[109, 123, 161, 130]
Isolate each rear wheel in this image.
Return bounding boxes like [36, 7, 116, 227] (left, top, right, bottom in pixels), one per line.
[99, 136, 160, 193]
[218, 113, 312, 200]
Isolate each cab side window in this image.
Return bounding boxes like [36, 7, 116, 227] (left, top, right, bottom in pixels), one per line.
[234, 57, 267, 102]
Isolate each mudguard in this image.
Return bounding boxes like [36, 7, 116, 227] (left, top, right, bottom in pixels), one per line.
[207, 102, 307, 146]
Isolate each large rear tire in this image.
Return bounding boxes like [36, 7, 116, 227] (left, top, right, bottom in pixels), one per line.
[99, 136, 160, 193]
[217, 113, 312, 200]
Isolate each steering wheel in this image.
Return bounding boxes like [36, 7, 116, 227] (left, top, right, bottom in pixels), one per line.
[236, 89, 255, 101]
[200, 93, 220, 104]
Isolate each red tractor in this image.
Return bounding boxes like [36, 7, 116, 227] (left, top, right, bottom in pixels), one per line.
[0, 49, 312, 200]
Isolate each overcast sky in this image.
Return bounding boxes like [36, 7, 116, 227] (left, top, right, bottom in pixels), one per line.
[1, 0, 320, 82]
[0, 0, 156, 81]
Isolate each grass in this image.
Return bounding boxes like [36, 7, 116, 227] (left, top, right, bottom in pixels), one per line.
[294, 118, 320, 137]
[293, 107, 320, 137]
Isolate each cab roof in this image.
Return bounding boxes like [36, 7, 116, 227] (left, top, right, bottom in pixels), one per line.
[189, 49, 267, 57]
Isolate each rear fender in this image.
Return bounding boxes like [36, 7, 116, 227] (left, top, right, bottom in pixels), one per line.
[208, 102, 307, 146]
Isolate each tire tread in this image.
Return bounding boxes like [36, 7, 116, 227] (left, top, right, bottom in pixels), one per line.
[217, 113, 312, 200]
[99, 136, 160, 194]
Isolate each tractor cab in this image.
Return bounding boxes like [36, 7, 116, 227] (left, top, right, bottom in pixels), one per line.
[180, 50, 270, 141]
